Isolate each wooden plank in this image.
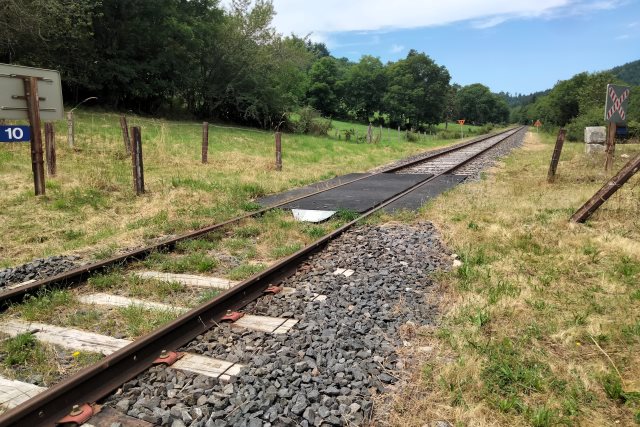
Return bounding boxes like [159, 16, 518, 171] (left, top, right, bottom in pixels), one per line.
[173, 353, 242, 380]
[0, 320, 243, 379]
[0, 376, 45, 410]
[0, 320, 129, 356]
[272, 319, 298, 334]
[233, 315, 298, 334]
[78, 293, 184, 312]
[6, 279, 36, 290]
[133, 271, 237, 289]
[571, 152, 640, 223]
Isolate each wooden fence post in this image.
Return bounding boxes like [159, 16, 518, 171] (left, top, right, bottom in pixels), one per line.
[275, 132, 282, 171]
[367, 123, 372, 143]
[570, 152, 640, 223]
[24, 77, 45, 195]
[130, 126, 145, 195]
[202, 122, 209, 164]
[66, 111, 74, 148]
[44, 122, 56, 176]
[119, 115, 131, 154]
[604, 121, 617, 172]
[547, 128, 566, 183]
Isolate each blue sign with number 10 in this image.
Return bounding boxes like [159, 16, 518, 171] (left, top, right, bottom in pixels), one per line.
[0, 125, 31, 142]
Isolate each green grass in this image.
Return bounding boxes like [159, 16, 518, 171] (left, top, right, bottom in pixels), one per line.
[18, 290, 75, 322]
[388, 131, 640, 426]
[0, 110, 489, 266]
[143, 252, 219, 273]
[117, 306, 176, 337]
[1, 333, 43, 366]
[227, 263, 267, 280]
[196, 288, 224, 304]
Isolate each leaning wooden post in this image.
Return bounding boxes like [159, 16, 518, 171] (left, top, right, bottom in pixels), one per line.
[119, 115, 131, 154]
[547, 128, 566, 183]
[23, 76, 46, 195]
[604, 121, 617, 172]
[130, 126, 145, 195]
[44, 122, 56, 176]
[66, 111, 74, 148]
[570, 152, 640, 223]
[201, 122, 209, 164]
[275, 132, 282, 171]
[367, 123, 372, 143]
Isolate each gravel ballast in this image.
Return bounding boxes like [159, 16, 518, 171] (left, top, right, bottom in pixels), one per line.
[107, 223, 451, 426]
[0, 255, 80, 289]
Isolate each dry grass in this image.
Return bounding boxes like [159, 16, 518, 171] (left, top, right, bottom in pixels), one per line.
[387, 132, 640, 426]
[0, 111, 470, 267]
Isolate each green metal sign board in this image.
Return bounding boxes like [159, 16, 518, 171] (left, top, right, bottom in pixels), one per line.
[604, 84, 630, 125]
[0, 63, 64, 121]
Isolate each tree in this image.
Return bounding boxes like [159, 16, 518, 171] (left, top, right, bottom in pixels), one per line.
[456, 84, 509, 125]
[306, 56, 342, 116]
[443, 83, 461, 129]
[342, 55, 386, 122]
[383, 50, 450, 128]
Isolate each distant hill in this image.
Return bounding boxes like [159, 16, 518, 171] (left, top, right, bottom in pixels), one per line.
[498, 90, 551, 108]
[610, 59, 640, 86]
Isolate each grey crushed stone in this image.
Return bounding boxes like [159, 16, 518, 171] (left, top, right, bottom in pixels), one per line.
[105, 222, 451, 426]
[0, 255, 80, 288]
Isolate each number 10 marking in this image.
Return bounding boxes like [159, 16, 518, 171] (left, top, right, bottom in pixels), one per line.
[4, 127, 24, 140]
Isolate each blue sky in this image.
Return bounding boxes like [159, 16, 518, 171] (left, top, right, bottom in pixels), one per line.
[266, 0, 640, 94]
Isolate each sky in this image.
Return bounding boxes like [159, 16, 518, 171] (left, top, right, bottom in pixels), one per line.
[265, 0, 640, 94]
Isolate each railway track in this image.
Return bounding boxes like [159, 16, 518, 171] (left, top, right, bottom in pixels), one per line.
[0, 126, 526, 426]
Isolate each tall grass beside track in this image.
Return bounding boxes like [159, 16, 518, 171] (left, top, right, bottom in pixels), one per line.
[0, 111, 476, 267]
[388, 131, 640, 426]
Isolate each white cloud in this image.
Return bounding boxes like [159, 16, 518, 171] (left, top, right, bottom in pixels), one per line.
[390, 44, 405, 53]
[261, 0, 620, 37]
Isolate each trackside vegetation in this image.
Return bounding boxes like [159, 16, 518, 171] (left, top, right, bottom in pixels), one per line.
[388, 132, 640, 426]
[0, 112, 486, 266]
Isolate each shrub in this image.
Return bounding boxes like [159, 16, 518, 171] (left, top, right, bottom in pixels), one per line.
[287, 106, 331, 136]
[565, 106, 606, 142]
[405, 131, 420, 142]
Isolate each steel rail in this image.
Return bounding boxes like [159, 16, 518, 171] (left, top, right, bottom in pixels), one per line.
[0, 126, 525, 426]
[0, 127, 517, 306]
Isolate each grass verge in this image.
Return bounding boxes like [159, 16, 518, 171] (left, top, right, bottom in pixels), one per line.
[388, 132, 640, 426]
[0, 111, 476, 267]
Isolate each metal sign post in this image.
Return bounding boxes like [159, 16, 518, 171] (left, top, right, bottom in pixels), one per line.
[457, 119, 465, 139]
[604, 84, 630, 172]
[534, 120, 542, 133]
[0, 63, 64, 196]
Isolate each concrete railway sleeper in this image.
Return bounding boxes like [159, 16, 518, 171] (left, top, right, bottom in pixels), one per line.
[0, 127, 526, 426]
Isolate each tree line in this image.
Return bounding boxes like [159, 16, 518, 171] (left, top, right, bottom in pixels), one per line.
[1, 0, 509, 130]
[510, 70, 640, 140]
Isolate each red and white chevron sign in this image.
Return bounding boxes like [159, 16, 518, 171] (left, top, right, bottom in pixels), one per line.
[605, 84, 630, 124]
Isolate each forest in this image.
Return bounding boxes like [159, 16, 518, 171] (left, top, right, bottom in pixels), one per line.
[509, 60, 640, 140]
[0, 0, 510, 131]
